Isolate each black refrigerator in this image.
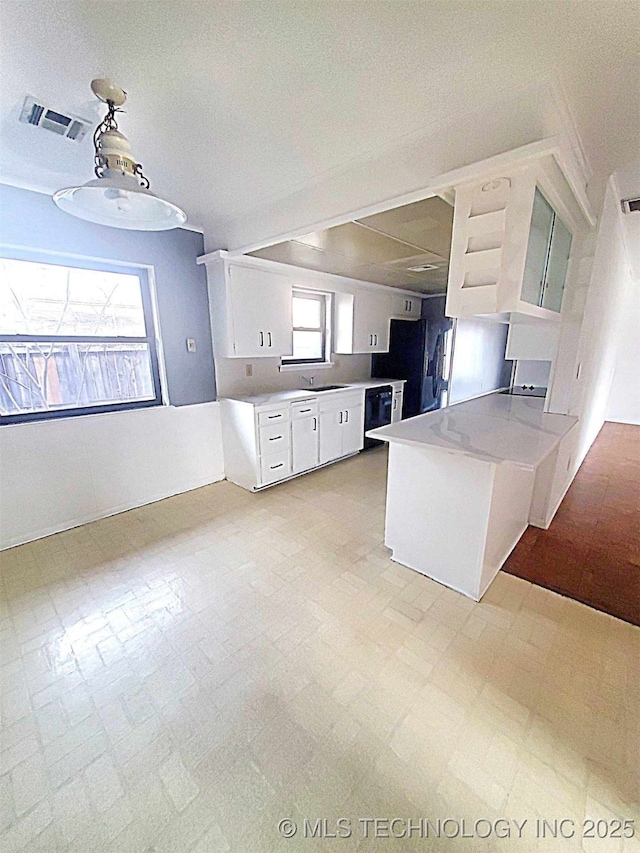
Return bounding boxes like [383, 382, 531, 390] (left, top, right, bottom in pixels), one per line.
[372, 297, 453, 418]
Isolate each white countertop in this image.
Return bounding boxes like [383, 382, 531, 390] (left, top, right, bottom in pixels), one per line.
[224, 378, 405, 407]
[367, 393, 578, 469]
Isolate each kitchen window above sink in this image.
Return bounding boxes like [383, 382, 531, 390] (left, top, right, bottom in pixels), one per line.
[281, 288, 332, 366]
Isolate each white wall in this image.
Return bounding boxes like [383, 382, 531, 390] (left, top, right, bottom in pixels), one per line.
[606, 280, 640, 425]
[0, 403, 225, 550]
[566, 178, 634, 463]
[449, 319, 511, 405]
[215, 353, 371, 398]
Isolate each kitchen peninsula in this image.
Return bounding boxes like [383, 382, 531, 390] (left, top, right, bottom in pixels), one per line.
[367, 393, 578, 600]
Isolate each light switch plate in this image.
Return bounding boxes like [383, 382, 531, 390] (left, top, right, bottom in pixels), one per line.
[186, 338, 196, 353]
[245, 363, 253, 377]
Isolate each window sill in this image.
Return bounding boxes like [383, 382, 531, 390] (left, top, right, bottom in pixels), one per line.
[279, 361, 335, 373]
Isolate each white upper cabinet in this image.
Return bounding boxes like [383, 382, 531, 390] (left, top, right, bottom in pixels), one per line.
[227, 265, 293, 357]
[391, 294, 421, 319]
[521, 189, 573, 313]
[445, 158, 583, 324]
[199, 256, 293, 358]
[334, 290, 392, 353]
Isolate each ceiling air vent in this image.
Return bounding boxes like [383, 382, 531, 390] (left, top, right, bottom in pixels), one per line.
[621, 197, 640, 215]
[407, 263, 440, 272]
[19, 96, 91, 142]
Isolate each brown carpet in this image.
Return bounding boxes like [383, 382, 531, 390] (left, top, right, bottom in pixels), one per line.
[503, 421, 640, 625]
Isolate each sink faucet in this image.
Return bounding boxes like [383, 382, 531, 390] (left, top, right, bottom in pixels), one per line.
[301, 375, 315, 387]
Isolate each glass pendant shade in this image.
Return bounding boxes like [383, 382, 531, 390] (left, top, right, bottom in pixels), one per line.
[54, 174, 187, 231]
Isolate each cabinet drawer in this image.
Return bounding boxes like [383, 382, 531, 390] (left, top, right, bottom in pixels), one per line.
[260, 449, 291, 485]
[257, 407, 290, 426]
[259, 422, 290, 455]
[291, 399, 318, 419]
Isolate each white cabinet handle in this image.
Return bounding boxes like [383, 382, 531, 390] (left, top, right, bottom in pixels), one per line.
[267, 414, 282, 419]
[313, 417, 317, 431]
[344, 409, 349, 422]
[270, 463, 284, 470]
[268, 435, 283, 441]
[393, 398, 397, 409]
[267, 332, 272, 347]
[339, 411, 343, 424]
[259, 331, 264, 347]
[299, 408, 311, 413]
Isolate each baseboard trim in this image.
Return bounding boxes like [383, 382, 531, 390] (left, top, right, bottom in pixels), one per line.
[0, 471, 225, 552]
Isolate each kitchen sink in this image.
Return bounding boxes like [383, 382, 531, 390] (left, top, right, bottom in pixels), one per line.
[303, 385, 347, 392]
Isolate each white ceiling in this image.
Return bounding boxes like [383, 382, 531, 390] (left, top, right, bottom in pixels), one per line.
[0, 1, 638, 242]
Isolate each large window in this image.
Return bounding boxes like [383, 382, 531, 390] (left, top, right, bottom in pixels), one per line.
[283, 289, 331, 365]
[0, 256, 162, 424]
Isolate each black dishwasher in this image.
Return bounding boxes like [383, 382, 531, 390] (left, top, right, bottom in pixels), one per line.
[364, 385, 393, 449]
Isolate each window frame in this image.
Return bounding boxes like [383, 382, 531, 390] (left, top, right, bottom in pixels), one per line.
[282, 288, 332, 366]
[0, 251, 163, 425]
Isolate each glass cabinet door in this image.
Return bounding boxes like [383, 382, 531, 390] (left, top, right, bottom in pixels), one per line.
[521, 188, 554, 306]
[542, 215, 572, 313]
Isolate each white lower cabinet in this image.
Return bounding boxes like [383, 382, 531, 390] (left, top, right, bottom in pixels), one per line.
[343, 406, 365, 455]
[319, 410, 344, 464]
[292, 414, 319, 473]
[222, 389, 365, 491]
[319, 394, 365, 465]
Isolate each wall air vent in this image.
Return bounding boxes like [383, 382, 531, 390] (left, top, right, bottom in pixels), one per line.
[407, 263, 440, 272]
[19, 96, 91, 142]
[621, 197, 640, 215]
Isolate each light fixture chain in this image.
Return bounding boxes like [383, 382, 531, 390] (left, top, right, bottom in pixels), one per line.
[94, 99, 123, 178]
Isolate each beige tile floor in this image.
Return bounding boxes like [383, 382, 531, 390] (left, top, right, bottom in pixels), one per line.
[1, 448, 638, 852]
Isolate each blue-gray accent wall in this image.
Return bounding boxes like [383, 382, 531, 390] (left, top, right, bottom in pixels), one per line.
[0, 183, 216, 406]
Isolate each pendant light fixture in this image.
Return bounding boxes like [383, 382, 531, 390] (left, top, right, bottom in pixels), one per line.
[53, 79, 187, 231]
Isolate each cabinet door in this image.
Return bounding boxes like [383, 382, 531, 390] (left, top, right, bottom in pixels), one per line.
[341, 405, 364, 456]
[319, 410, 343, 464]
[352, 292, 378, 352]
[372, 292, 392, 351]
[228, 265, 293, 357]
[393, 295, 421, 319]
[542, 215, 572, 313]
[291, 416, 319, 474]
[391, 391, 403, 423]
[354, 292, 393, 352]
[372, 315, 391, 351]
[521, 189, 554, 307]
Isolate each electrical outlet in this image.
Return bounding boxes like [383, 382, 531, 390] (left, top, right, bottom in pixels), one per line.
[245, 363, 253, 377]
[186, 338, 196, 353]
